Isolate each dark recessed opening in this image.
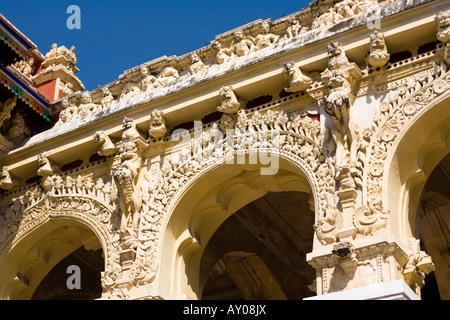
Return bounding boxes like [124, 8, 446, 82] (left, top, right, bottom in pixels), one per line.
[61, 160, 83, 172]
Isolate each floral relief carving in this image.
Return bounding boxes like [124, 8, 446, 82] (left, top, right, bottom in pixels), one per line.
[363, 54, 450, 237]
[128, 106, 338, 286]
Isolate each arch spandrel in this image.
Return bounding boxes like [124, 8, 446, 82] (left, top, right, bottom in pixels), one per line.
[0, 189, 122, 300]
[365, 70, 450, 240]
[136, 107, 337, 298]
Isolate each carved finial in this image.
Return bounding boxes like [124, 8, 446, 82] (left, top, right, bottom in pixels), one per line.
[217, 86, 241, 114]
[148, 109, 167, 140]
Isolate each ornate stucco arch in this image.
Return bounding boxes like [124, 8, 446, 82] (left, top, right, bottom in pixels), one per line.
[0, 191, 121, 300]
[140, 117, 336, 299]
[365, 71, 450, 241]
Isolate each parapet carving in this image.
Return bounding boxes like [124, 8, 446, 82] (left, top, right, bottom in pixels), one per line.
[366, 31, 390, 69]
[231, 29, 259, 57]
[54, 96, 79, 126]
[254, 21, 280, 50]
[14, 56, 34, 79]
[217, 86, 241, 114]
[283, 61, 313, 93]
[284, 17, 305, 39]
[78, 91, 98, 118]
[211, 40, 234, 65]
[189, 53, 207, 75]
[101, 87, 115, 109]
[51, 1, 383, 126]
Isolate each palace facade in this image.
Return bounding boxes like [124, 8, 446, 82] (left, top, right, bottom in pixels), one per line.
[0, 0, 449, 300]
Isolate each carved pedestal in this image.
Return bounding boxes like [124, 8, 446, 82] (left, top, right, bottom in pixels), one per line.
[307, 234, 431, 299]
[116, 248, 136, 290]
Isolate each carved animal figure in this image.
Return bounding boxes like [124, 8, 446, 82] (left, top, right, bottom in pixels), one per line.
[0, 167, 14, 190]
[436, 10, 450, 43]
[148, 109, 167, 139]
[94, 131, 117, 156]
[367, 31, 390, 68]
[283, 61, 313, 92]
[217, 86, 241, 114]
[327, 41, 350, 70]
[212, 40, 234, 65]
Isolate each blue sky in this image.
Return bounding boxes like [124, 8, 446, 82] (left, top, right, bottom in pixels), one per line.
[2, 0, 311, 91]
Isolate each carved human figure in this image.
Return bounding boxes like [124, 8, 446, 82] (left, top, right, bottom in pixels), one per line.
[60, 82, 74, 96]
[16, 56, 34, 78]
[436, 11, 450, 44]
[283, 61, 313, 92]
[284, 17, 302, 39]
[157, 66, 179, 86]
[189, 52, 207, 75]
[255, 21, 279, 50]
[112, 117, 145, 248]
[322, 68, 358, 169]
[313, 6, 336, 29]
[5, 112, 30, 144]
[100, 87, 114, 109]
[367, 31, 390, 68]
[0, 96, 17, 128]
[45, 43, 59, 59]
[335, 0, 355, 21]
[139, 65, 161, 92]
[148, 109, 167, 140]
[212, 40, 234, 65]
[217, 86, 241, 114]
[352, 0, 379, 15]
[78, 91, 98, 118]
[231, 30, 258, 57]
[55, 96, 79, 126]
